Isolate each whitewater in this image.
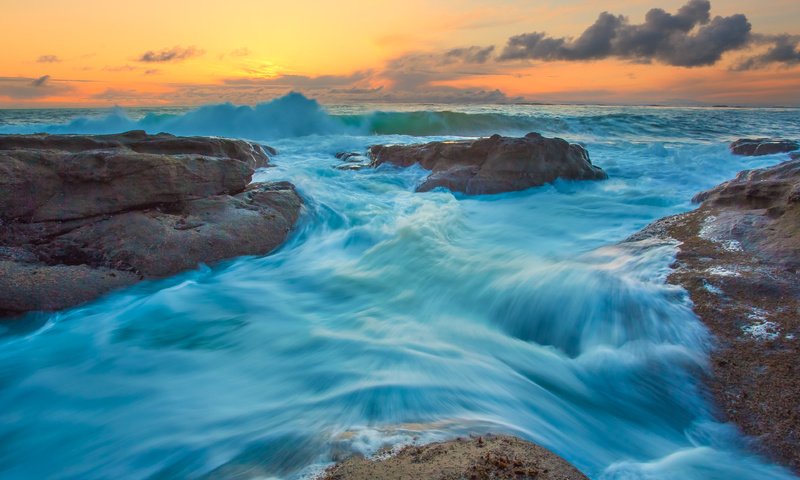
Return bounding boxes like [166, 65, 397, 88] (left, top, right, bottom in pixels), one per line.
[1, 94, 798, 479]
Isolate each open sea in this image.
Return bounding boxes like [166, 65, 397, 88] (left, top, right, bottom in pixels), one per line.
[1, 94, 799, 479]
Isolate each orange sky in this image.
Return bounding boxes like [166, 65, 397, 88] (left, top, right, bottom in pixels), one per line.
[1, 0, 799, 107]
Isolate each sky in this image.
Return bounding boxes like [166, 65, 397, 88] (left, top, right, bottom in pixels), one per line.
[1, 0, 799, 107]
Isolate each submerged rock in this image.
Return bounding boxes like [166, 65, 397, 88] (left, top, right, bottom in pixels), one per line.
[319, 435, 588, 480]
[730, 138, 799, 156]
[0, 132, 301, 317]
[628, 156, 800, 473]
[333, 152, 370, 170]
[368, 132, 607, 195]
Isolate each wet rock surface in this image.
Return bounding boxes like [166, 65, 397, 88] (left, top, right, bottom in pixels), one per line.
[629, 156, 800, 473]
[367, 132, 607, 195]
[320, 435, 588, 480]
[730, 138, 799, 156]
[0, 132, 302, 317]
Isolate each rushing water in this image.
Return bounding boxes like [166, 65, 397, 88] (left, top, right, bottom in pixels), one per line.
[1, 95, 799, 479]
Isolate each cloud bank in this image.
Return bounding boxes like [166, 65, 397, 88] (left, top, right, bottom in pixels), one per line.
[499, 0, 752, 67]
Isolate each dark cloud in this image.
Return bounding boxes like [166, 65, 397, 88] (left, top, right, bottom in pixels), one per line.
[30, 75, 50, 87]
[138, 46, 203, 63]
[735, 35, 800, 70]
[499, 0, 751, 67]
[444, 46, 495, 64]
[0, 76, 73, 99]
[36, 55, 61, 63]
[144, 69, 160, 75]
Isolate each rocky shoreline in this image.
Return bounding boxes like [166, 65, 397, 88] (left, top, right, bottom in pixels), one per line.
[3, 130, 799, 476]
[0, 131, 302, 317]
[628, 140, 800, 473]
[319, 435, 587, 480]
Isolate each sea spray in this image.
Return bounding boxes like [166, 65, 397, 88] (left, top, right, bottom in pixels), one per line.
[3, 92, 799, 142]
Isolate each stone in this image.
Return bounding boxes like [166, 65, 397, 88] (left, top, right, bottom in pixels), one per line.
[367, 132, 607, 194]
[730, 138, 799, 156]
[0, 132, 301, 316]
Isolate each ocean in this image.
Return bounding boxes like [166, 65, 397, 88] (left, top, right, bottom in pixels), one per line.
[1, 94, 798, 479]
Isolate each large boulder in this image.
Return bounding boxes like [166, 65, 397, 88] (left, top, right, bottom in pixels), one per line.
[0, 132, 301, 317]
[0, 131, 273, 222]
[730, 138, 799, 156]
[368, 132, 607, 195]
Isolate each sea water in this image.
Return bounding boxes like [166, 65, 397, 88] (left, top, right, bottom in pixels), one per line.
[0, 94, 798, 479]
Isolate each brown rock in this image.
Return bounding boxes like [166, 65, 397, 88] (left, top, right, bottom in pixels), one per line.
[729, 138, 799, 156]
[368, 132, 607, 195]
[628, 158, 800, 473]
[0, 131, 272, 222]
[319, 435, 588, 480]
[0, 132, 301, 317]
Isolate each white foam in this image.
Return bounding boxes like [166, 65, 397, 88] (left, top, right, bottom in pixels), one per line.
[705, 266, 740, 277]
[741, 320, 780, 341]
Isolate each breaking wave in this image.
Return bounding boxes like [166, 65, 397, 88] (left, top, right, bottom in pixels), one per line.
[4, 92, 798, 141]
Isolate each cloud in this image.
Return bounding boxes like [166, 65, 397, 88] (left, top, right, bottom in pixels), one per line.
[138, 46, 203, 63]
[90, 88, 146, 101]
[223, 71, 373, 89]
[30, 75, 50, 87]
[377, 86, 513, 104]
[499, 0, 751, 67]
[443, 46, 495, 64]
[37, 55, 61, 63]
[0, 76, 73, 99]
[104, 64, 137, 72]
[329, 86, 384, 95]
[735, 35, 800, 70]
[381, 46, 503, 91]
[144, 69, 160, 75]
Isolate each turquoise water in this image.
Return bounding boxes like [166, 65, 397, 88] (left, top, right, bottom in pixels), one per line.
[1, 95, 798, 479]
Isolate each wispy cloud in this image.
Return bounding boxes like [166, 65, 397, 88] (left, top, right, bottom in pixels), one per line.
[36, 55, 61, 63]
[0, 76, 73, 99]
[138, 46, 203, 63]
[735, 34, 800, 70]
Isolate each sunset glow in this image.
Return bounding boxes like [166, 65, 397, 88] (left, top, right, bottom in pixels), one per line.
[2, 0, 800, 106]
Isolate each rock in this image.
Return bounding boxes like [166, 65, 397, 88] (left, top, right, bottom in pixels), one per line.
[334, 152, 370, 171]
[0, 131, 273, 222]
[335, 152, 364, 162]
[628, 158, 800, 473]
[367, 132, 607, 195]
[730, 138, 799, 156]
[319, 435, 588, 480]
[0, 132, 301, 317]
[0, 130, 272, 169]
[692, 159, 800, 268]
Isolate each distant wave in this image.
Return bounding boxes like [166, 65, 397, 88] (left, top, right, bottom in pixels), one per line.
[2, 92, 799, 141]
[0, 93, 570, 139]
